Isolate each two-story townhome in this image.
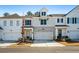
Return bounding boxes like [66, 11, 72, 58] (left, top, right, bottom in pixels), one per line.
[0, 5, 79, 41]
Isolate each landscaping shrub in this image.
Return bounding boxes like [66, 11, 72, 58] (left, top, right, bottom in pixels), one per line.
[63, 36, 71, 42]
[17, 37, 33, 45]
[55, 36, 62, 41]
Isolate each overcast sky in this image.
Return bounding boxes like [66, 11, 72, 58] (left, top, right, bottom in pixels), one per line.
[0, 5, 76, 16]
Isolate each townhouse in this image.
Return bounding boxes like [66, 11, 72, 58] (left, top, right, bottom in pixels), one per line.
[0, 6, 79, 41]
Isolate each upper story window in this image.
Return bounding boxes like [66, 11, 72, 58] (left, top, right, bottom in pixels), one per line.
[10, 20, 13, 26]
[67, 17, 69, 24]
[57, 18, 59, 23]
[61, 18, 63, 23]
[16, 20, 20, 26]
[3, 20, 7, 26]
[42, 12, 46, 16]
[67, 17, 77, 24]
[25, 20, 31, 25]
[57, 18, 63, 23]
[72, 17, 74, 24]
[41, 19, 47, 25]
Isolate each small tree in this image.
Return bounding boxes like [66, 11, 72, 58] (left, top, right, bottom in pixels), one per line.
[3, 12, 9, 16]
[27, 11, 33, 16]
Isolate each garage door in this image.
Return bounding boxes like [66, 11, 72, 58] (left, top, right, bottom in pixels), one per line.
[34, 32, 53, 40]
[68, 30, 79, 40]
[3, 32, 21, 40]
[34, 27, 54, 40]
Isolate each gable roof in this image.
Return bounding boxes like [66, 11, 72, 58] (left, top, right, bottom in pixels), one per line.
[65, 5, 78, 16]
[0, 13, 22, 18]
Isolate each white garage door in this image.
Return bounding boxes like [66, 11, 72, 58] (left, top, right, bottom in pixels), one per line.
[34, 32, 53, 40]
[3, 32, 21, 40]
[68, 30, 79, 40]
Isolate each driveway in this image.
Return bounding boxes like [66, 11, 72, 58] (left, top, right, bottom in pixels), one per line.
[31, 40, 65, 47]
[0, 40, 16, 48]
[0, 40, 65, 48]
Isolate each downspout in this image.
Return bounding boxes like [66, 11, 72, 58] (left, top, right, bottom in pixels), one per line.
[22, 15, 25, 38]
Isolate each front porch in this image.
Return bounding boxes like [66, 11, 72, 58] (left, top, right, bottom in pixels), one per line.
[55, 25, 68, 40]
[23, 26, 34, 40]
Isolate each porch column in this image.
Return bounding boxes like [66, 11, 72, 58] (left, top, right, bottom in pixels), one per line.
[55, 28, 58, 39]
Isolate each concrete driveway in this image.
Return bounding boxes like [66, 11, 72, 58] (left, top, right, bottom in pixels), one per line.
[31, 40, 65, 47]
[0, 40, 65, 48]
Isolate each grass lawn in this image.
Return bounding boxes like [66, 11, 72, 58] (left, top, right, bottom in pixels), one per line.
[7, 43, 31, 48]
[59, 42, 79, 46]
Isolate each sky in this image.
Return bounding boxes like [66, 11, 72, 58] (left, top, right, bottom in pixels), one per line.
[0, 5, 76, 16]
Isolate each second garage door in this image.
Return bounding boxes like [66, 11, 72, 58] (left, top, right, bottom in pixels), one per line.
[34, 32, 53, 40]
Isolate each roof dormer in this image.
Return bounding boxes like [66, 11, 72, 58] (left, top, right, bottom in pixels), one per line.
[39, 8, 48, 16]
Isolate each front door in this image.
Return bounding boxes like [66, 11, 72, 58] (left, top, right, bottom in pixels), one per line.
[58, 29, 62, 39]
[24, 28, 33, 39]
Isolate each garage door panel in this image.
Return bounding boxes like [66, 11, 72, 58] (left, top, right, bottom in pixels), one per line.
[34, 32, 53, 40]
[3, 32, 21, 40]
[69, 30, 79, 39]
[34, 27, 54, 40]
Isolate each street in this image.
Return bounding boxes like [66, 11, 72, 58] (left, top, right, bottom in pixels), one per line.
[0, 46, 79, 53]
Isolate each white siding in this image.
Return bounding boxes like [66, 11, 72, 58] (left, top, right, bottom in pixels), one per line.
[0, 18, 22, 40]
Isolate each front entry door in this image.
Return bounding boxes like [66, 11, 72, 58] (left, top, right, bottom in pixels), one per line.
[58, 29, 62, 39]
[24, 29, 33, 39]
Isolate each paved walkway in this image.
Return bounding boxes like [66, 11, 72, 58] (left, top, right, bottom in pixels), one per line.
[31, 40, 65, 47]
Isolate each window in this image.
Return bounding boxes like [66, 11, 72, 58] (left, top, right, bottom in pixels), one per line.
[57, 18, 59, 23]
[42, 12, 46, 16]
[43, 12, 46, 16]
[41, 19, 47, 25]
[57, 18, 63, 23]
[10, 20, 13, 26]
[67, 17, 72, 24]
[72, 17, 77, 24]
[67, 17, 77, 24]
[25, 20, 31, 25]
[3, 20, 7, 26]
[67, 17, 69, 24]
[72, 17, 74, 24]
[16, 20, 20, 26]
[61, 18, 63, 23]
